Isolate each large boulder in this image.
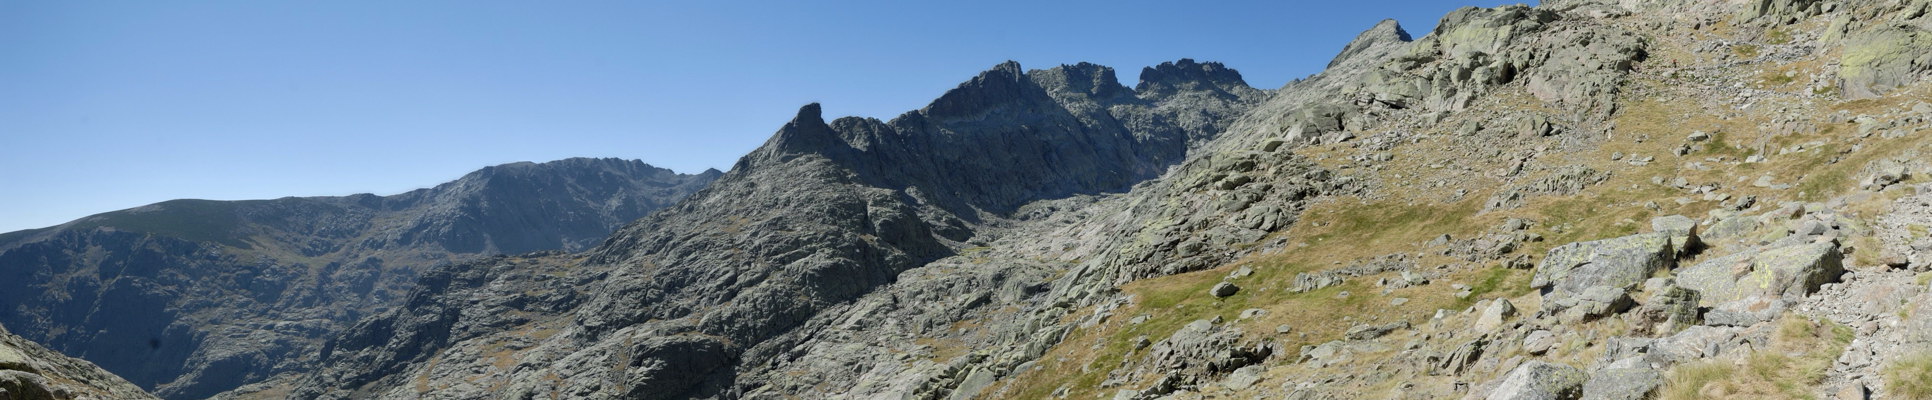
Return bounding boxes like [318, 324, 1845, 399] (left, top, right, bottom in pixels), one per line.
[1627, 285, 1702, 334]
[1532, 232, 1675, 301]
[1673, 242, 1844, 305]
[1650, 215, 1700, 257]
[1474, 299, 1518, 333]
[1580, 366, 1663, 400]
[1840, 25, 1932, 99]
[1548, 286, 1635, 323]
[1487, 361, 1587, 400]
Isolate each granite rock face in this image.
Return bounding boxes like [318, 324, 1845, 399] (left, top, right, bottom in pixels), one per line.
[1531, 232, 1675, 302]
[1486, 361, 1586, 400]
[1674, 241, 1845, 305]
[1840, 24, 1932, 99]
[0, 158, 717, 399]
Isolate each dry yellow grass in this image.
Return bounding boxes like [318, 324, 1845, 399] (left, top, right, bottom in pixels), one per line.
[1886, 352, 1932, 400]
[1661, 315, 1851, 400]
[988, 8, 1932, 398]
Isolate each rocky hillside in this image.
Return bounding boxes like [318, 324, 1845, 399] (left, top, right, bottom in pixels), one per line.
[204, 0, 1932, 399]
[0, 157, 718, 399]
[0, 322, 156, 400]
[216, 59, 1266, 399]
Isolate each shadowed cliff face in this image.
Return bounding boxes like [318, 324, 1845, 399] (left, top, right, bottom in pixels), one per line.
[0, 157, 717, 399]
[266, 60, 1264, 400]
[767, 59, 1264, 219]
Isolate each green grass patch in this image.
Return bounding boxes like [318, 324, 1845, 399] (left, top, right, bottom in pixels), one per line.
[1305, 199, 1484, 248]
[1451, 267, 1527, 309]
[1701, 130, 1754, 159]
[1814, 84, 1838, 96]
[1733, 44, 1760, 58]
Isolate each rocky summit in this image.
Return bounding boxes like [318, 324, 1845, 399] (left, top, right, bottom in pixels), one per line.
[0, 158, 717, 399]
[18, 0, 1932, 399]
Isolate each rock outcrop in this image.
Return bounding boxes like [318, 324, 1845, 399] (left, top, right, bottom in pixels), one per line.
[0, 322, 157, 400]
[1675, 241, 1845, 305]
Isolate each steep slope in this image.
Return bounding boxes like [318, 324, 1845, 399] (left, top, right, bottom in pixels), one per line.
[820, 1, 1932, 399]
[0, 157, 718, 399]
[234, 60, 1266, 399]
[224, 0, 1932, 399]
[0, 322, 157, 400]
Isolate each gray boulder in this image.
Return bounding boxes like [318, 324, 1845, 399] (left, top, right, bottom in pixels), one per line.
[1435, 338, 1488, 375]
[1290, 272, 1344, 293]
[1532, 232, 1674, 301]
[1649, 215, 1700, 256]
[1474, 299, 1518, 333]
[1550, 286, 1635, 323]
[1220, 365, 1266, 391]
[1703, 300, 1786, 327]
[1628, 285, 1701, 334]
[1523, 330, 1558, 355]
[1840, 24, 1932, 99]
[1703, 216, 1760, 240]
[1487, 361, 1587, 400]
[1210, 282, 1241, 298]
[1674, 242, 1844, 305]
[1580, 367, 1662, 400]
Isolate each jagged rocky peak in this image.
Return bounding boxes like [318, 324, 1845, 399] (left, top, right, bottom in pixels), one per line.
[922, 60, 1033, 118]
[1028, 62, 1131, 99]
[1329, 19, 1412, 68]
[1136, 58, 1251, 96]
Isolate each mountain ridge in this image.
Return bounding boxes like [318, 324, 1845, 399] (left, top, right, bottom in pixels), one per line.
[240, 58, 1267, 399]
[0, 157, 718, 399]
[19, 0, 1932, 398]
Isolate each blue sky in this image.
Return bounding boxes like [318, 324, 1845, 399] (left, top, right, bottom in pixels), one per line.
[0, 1, 1530, 233]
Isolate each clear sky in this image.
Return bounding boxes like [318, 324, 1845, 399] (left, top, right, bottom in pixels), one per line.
[0, 1, 1532, 233]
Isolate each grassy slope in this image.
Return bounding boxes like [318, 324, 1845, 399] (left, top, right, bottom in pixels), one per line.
[989, 5, 1932, 399]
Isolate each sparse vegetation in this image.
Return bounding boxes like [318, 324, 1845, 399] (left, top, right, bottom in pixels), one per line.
[1661, 315, 1852, 400]
[1733, 43, 1761, 58]
[1886, 352, 1932, 400]
[68, 199, 250, 247]
[1665, 362, 1737, 400]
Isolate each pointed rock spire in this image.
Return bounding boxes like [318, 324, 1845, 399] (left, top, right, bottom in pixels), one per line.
[1329, 19, 1412, 69]
[756, 103, 849, 162]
